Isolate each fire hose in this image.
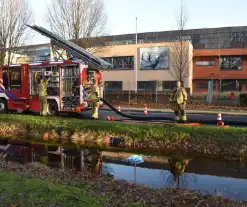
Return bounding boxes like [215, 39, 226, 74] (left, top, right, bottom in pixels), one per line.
[100, 98, 247, 126]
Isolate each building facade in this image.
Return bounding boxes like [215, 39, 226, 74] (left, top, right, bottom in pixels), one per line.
[193, 48, 247, 93]
[95, 42, 193, 92]
[9, 26, 247, 94]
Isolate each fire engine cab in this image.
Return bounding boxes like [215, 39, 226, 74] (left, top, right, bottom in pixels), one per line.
[0, 60, 103, 115]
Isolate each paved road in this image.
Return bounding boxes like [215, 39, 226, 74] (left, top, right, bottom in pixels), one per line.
[79, 108, 247, 126]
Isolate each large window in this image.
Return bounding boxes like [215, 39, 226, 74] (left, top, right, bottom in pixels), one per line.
[104, 81, 122, 91]
[196, 82, 208, 89]
[102, 56, 134, 69]
[220, 56, 242, 70]
[196, 61, 216, 66]
[10, 67, 21, 89]
[162, 81, 176, 90]
[137, 81, 156, 91]
[221, 80, 241, 92]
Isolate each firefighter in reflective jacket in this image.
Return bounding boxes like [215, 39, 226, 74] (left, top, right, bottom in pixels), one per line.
[168, 157, 189, 181]
[39, 76, 50, 116]
[169, 81, 187, 122]
[90, 77, 100, 119]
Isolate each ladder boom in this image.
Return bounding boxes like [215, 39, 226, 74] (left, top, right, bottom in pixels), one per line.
[26, 24, 112, 69]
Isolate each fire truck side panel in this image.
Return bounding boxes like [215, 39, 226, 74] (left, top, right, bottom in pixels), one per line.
[28, 64, 60, 112]
[0, 66, 9, 109]
[0, 65, 29, 111]
[21, 64, 30, 99]
[60, 63, 80, 112]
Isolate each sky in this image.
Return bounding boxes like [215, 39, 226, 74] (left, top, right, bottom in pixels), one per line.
[29, 0, 247, 45]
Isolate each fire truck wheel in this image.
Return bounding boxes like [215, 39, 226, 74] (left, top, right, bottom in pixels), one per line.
[0, 99, 7, 114]
[47, 100, 58, 116]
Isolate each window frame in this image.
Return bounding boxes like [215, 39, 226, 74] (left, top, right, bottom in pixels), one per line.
[102, 56, 134, 70]
[162, 81, 176, 90]
[9, 66, 21, 89]
[196, 61, 216, 66]
[196, 82, 208, 89]
[220, 56, 242, 70]
[220, 80, 241, 92]
[104, 81, 123, 91]
[137, 81, 157, 91]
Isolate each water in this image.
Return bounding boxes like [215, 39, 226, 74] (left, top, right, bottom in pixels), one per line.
[0, 140, 247, 201]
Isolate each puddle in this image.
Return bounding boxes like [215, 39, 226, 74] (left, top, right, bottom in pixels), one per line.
[0, 141, 247, 201]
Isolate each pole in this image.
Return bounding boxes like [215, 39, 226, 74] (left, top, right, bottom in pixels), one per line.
[135, 17, 138, 92]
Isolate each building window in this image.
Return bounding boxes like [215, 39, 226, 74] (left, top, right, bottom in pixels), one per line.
[196, 61, 216, 66]
[231, 32, 244, 43]
[221, 80, 241, 91]
[162, 81, 176, 90]
[102, 56, 134, 69]
[220, 56, 242, 70]
[196, 82, 208, 89]
[10, 67, 21, 88]
[192, 34, 205, 44]
[104, 81, 122, 91]
[137, 81, 156, 91]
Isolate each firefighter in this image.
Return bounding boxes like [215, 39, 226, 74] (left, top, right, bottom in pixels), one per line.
[168, 157, 189, 181]
[39, 76, 50, 116]
[169, 81, 187, 122]
[90, 77, 100, 119]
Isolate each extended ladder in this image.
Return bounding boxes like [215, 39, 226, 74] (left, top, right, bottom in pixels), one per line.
[26, 24, 112, 69]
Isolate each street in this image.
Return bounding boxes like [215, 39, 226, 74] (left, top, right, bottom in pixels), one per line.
[79, 108, 247, 126]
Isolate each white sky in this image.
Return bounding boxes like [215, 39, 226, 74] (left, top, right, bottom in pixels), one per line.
[28, 0, 247, 45]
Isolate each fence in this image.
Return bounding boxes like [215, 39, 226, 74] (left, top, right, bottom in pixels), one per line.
[103, 90, 242, 107]
[103, 89, 191, 107]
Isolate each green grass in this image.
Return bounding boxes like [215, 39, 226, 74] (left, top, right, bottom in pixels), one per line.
[0, 114, 247, 156]
[0, 171, 104, 207]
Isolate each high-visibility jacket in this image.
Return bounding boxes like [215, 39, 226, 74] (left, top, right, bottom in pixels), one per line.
[90, 84, 100, 100]
[169, 87, 187, 104]
[39, 79, 49, 97]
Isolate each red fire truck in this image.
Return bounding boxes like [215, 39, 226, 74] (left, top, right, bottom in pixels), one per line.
[0, 60, 103, 115]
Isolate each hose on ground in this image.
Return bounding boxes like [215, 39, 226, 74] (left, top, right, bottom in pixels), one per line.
[100, 98, 247, 126]
[100, 98, 175, 121]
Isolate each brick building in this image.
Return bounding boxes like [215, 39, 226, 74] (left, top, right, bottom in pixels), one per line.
[11, 25, 247, 94]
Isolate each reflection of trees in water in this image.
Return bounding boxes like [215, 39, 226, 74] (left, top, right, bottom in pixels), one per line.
[161, 156, 197, 189]
[83, 150, 102, 176]
[165, 172, 197, 189]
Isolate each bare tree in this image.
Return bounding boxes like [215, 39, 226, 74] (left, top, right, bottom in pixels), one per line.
[0, 0, 33, 65]
[46, 0, 108, 55]
[169, 1, 192, 85]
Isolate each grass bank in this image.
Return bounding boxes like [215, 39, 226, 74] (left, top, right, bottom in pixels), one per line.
[0, 162, 246, 207]
[0, 114, 247, 158]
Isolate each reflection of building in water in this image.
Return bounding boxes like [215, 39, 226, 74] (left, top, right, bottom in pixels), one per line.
[0, 142, 102, 176]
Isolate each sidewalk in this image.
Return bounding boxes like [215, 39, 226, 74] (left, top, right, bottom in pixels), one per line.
[101, 106, 247, 116]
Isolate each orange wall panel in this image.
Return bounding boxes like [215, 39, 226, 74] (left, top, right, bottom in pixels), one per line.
[193, 49, 247, 80]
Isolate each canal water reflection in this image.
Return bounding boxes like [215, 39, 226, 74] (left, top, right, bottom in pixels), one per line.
[0, 140, 247, 201]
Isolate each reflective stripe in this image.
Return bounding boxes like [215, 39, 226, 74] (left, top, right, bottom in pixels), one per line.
[181, 115, 187, 121]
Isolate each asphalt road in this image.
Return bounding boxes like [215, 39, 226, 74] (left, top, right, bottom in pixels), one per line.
[79, 108, 247, 126]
